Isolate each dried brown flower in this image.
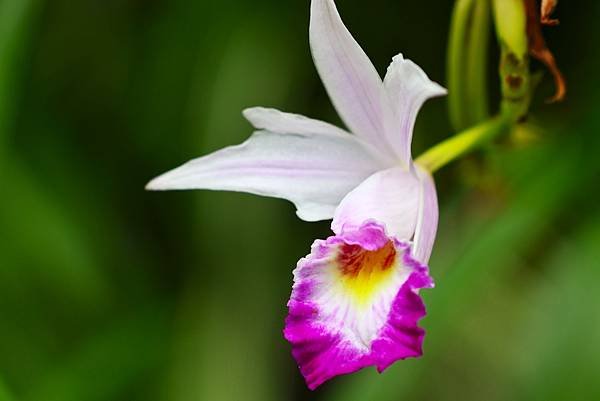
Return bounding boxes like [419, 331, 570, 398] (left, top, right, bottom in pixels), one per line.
[541, 0, 560, 26]
[525, 0, 566, 102]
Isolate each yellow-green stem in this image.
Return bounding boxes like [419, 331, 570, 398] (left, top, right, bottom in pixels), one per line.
[492, 0, 531, 119]
[447, 0, 475, 132]
[416, 115, 512, 174]
[465, 0, 491, 124]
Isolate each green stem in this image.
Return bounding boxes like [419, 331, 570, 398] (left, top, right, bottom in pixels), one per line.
[498, 46, 531, 119]
[447, 0, 475, 132]
[491, 0, 531, 119]
[465, 0, 491, 124]
[422, 0, 531, 174]
[415, 115, 512, 173]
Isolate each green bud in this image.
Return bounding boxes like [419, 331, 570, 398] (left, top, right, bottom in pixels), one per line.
[492, 0, 528, 59]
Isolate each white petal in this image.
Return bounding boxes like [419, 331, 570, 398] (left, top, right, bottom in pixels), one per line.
[332, 167, 421, 241]
[243, 107, 394, 165]
[243, 107, 349, 136]
[310, 0, 397, 160]
[383, 54, 447, 165]
[147, 130, 387, 222]
[412, 166, 439, 264]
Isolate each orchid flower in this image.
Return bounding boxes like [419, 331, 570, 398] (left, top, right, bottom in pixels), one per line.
[147, 0, 446, 390]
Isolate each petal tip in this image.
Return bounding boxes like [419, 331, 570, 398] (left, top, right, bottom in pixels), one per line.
[241, 106, 263, 120]
[430, 82, 448, 98]
[145, 175, 166, 191]
[386, 53, 448, 98]
[144, 165, 193, 192]
[389, 53, 406, 65]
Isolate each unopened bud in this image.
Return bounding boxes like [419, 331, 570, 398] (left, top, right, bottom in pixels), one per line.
[492, 0, 528, 59]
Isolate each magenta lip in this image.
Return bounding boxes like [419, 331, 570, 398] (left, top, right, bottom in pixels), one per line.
[284, 221, 434, 390]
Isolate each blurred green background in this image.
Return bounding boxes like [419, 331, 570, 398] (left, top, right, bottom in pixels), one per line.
[1, 0, 599, 400]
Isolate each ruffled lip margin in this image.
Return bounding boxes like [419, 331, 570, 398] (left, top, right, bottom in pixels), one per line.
[284, 221, 434, 390]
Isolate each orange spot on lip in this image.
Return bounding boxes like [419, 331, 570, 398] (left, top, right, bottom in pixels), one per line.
[336, 241, 398, 304]
[338, 242, 396, 277]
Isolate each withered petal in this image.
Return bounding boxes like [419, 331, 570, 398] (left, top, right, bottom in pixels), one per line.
[525, 0, 567, 102]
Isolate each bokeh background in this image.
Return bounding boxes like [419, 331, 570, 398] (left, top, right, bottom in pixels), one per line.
[1, 0, 599, 400]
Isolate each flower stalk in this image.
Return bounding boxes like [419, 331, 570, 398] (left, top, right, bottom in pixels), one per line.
[492, 0, 532, 119]
[465, 0, 491, 124]
[416, 114, 512, 174]
[426, 0, 533, 174]
[447, 0, 475, 132]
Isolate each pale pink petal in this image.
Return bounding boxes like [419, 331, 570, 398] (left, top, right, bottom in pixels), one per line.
[284, 221, 433, 389]
[310, 0, 397, 160]
[243, 107, 349, 137]
[146, 130, 387, 222]
[243, 107, 394, 166]
[332, 167, 421, 241]
[412, 166, 439, 264]
[383, 54, 447, 165]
